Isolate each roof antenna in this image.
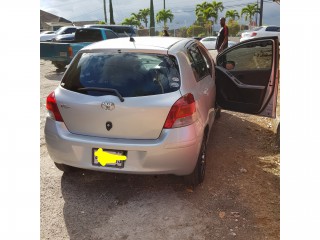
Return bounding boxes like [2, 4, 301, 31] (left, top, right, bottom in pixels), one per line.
[129, 31, 135, 42]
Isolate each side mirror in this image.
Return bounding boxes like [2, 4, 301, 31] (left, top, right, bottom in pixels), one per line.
[225, 61, 235, 70]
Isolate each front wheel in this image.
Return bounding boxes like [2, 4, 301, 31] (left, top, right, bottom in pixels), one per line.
[184, 134, 207, 188]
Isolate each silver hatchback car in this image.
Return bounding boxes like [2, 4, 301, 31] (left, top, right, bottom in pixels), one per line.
[45, 36, 279, 186]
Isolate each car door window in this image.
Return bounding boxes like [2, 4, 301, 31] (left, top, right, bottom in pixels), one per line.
[217, 40, 273, 71]
[187, 45, 210, 81]
[198, 45, 213, 76]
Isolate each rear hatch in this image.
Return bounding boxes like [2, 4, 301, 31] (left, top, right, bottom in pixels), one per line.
[57, 51, 182, 140]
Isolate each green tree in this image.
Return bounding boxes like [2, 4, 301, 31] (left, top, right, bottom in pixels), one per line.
[195, 2, 211, 26]
[210, 1, 224, 24]
[175, 27, 188, 38]
[156, 9, 174, 29]
[98, 21, 106, 24]
[150, 0, 155, 36]
[131, 13, 142, 27]
[227, 19, 240, 36]
[195, 1, 223, 34]
[121, 16, 140, 28]
[139, 8, 150, 28]
[241, 3, 260, 29]
[225, 9, 239, 21]
[187, 25, 206, 37]
[109, 0, 115, 24]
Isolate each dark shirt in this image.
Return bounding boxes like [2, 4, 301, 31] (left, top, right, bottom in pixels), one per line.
[215, 25, 229, 50]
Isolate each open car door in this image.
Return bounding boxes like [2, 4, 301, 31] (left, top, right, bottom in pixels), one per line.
[215, 37, 279, 118]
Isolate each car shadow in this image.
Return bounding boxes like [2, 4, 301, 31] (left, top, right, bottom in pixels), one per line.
[44, 70, 65, 81]
[60, 110, 279, 239]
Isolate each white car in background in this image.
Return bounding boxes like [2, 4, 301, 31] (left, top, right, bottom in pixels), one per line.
[40, 26, 79, 42]
[200, 36, 236, 50]
[240, 26, 280, 42]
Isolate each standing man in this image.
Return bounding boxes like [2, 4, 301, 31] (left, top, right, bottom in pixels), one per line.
[215, 17, 229, 53]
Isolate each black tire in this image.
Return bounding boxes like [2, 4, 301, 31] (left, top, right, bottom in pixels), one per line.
[54, 162, 75, 173]
[52, 62, 67, 70]
[184, 134, 208, 188]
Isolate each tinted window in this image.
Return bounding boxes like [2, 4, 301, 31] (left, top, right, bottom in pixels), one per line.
[105, 30, 118, 39]
[61, 52, 180, 97]
[217, 40, 273, 70]
[75, 29, 103, 42]
[266, 26, 280, 32]
[198, 46, 213, 76]
[187, 45, 210, 81]
[86, 25, 135, 37]
[64, 28, 77, 34]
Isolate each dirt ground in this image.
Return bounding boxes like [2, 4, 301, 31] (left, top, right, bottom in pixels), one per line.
[40, 59, 280, 240]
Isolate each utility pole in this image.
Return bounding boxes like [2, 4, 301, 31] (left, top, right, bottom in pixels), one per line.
[164, 0, 166, 10]
[103, 0, 107, 23]
[259, 0, 263, 26]
[256, 0, 258, 26]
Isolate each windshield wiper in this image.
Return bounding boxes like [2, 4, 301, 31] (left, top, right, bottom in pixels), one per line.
[77, 87, 125, 102]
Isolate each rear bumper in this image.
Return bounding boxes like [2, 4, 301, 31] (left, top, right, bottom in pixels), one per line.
[44, 117, 204, 176]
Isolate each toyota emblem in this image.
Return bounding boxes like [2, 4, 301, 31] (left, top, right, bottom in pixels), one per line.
[101, 102, 115, 111]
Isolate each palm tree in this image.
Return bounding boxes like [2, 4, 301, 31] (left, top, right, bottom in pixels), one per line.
[139, 8, 150, 28]
[131, 13, 142, 25]
[109, 0, 115, 24]
[156, 9, 174, 29]
[195, 1, 223, 34]
[241, 3, 260, 29]
[210, 1, 224, 24]
[195, 2, 211, 26]
[121, 16, 140, 28]
[225, 9, 239, 21]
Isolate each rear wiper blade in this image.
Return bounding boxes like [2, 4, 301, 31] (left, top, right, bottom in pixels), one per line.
[77, 87, 124, 102]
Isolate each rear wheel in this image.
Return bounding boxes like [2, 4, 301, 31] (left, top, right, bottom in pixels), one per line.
[184, 134, 207, 188]
[52, 62, 67, 70]
[54, 162, 75, 173]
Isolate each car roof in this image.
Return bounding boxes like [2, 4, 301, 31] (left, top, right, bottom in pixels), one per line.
[84, 24, 133, 27]
[82, 36, 189, 52]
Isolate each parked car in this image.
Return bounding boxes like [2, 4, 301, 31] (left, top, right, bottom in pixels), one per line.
[40, 28, 119, 69]
[51, 33, 75, 42]
[83, 24, 137, 37]
[45, 36, 279, 187]
[240, 26, 280, 42]
[41, 30, 55, 35]
[40, 26, 79, 42]
[200, 36, 236, 50]
[192, 37, 203, 41]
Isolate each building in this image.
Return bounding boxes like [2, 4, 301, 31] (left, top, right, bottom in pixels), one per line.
[40, 10, 73, 31]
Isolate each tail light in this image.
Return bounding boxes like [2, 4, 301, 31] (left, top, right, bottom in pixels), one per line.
[46, 92, 64, 122]
[68, 46, 73, 58]
[251, 32, 257, 37]
[163, 93, 197, 129]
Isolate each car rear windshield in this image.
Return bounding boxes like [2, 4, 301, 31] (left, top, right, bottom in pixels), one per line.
[61, 52, 181, 97]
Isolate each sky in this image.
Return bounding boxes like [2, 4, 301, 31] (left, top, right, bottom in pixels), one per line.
[40, 0, 280, 31]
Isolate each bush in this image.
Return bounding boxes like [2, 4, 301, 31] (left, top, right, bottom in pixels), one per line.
[187, 25, 206, 37]
[227, 20, 240, 37]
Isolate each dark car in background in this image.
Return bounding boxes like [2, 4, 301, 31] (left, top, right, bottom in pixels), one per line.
[51, 33, 75, 42]
[83, 24, 137, 37]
